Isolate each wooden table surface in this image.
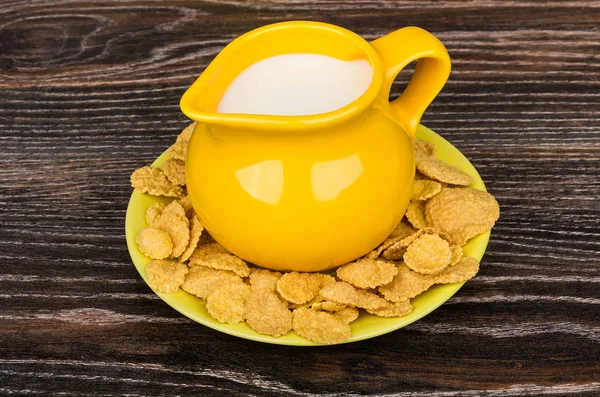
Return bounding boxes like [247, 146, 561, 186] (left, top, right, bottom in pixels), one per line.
[1, 0, 599, 396]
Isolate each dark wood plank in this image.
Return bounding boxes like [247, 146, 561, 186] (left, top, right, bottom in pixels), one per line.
[1, 0, 599, 396]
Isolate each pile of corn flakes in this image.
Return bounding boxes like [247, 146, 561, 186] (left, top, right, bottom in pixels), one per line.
[130, 123, 500, 344]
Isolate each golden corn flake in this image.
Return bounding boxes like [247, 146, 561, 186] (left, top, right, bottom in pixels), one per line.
[181, 266, 241, 299]
[177, 196, 195, 219]
[178, 215, 204, 263]
[311, 300, 348, 312]
[131, 166, 185, 198]
[277, 272, 322, 305]
[188, 242, 230, 265]
[435, 256, 480, 284]
[336, 258, 398, 289]
[371, 222, 416, 259]
[403, 233, 451, 275]
[415, 152, 473, 186]
[206, 280, 251, 324]
[426, 188, 500, 245]
[378, 264, 435, 302]
[429, 228, 453, 244]
[292, 307, 351, 345]
[152, 201, 190, 258]
[162, 158, 186, 186]
[389, 220, 417, 239]
[413, 138, 437, 157]
[367, 299, 412, 318]
[195, 231, 213, 247]
[320, 281, 387, 310]
[287, 297, 320, 311]
[313, 273, 337, 287]
[286, 274, 336, 310]
[411, 179, 442, 201]
[145, 259, 188, 293]
[369, 238, 399, 259]
[450, 245, 463, 266]
[381, 244, 406, 261]
[364, 250, 379, 260]
[163, 198, 188, 221]
[249, 268, 283, 292]
[136, 227, 173, 260]
[381, 229, 425, 261]
[376, 236, 405, 254]
[146, 202, 165, 226]
[169, 122, 195, 162]
[415, 171, 430, 181]
[193, 253, 250, 277]
[405, 200, 428, 229]
[246, 289, 292, 337]
[332, 307, 359, 324]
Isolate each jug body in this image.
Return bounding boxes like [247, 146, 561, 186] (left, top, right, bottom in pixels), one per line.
[186, 110, 414, 271]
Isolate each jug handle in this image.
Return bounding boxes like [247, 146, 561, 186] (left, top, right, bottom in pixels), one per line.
[371, 27, 451, 138]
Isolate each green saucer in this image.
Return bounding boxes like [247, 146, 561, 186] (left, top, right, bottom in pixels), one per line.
[125, 125, 490, 346]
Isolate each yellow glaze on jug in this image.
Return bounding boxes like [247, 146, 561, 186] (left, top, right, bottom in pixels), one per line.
[180, 21, 451, 272]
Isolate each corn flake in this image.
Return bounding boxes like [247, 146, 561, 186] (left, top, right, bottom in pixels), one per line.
[169, 122, 195, 162]
[411, 179, 442, 201]
[403, 233, 451, 274]
[367, 299, 412, 318]
[320, 281, 387, 310]
[189, 242, 230, 265]
[177, 196, 195, 219]
[287, 298, 319, 311]
[415, 151, 473, 186]
[193, 253, 250, 277]
[246, 289, 292, 337]
[178, 215, 204, 263]
[381, 230, 425, 261]
[389, 220, 417, 239]
[332, 307, 359, 324]
[426, 188, 500, 245]
[368, 239, 399, 260]
[413, 138, 437, 157]
[249, 268, 283, 292]
[370, 222, 417, 259]
[313, 273, 337, 287]
[378, 264, 435, 302]
[163, 158, 186, 186]
[311, 300, 348, 312]
[145, 259, 188, 293]
[131, 166, 185, 198]
[152, 201, 190, 258]
[435, 256, 480, 284]
[181, 266, 241, 299]
[160, 200, 187, 220]
[336, 258, 398, 289]
[136, 227, 173, 260]
[364, 250, 379, 260]
[450, 245, 463, 266]
[146, 202, 165, 226]
[206, 280, 251, 324]
[405, 200, 428, 229]
[277, 272, 322, 305]
[292, 307, 351, 345]
[381, 245, 406, 261]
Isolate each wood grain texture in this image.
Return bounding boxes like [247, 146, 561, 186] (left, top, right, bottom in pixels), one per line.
[1, 0, 599, 396]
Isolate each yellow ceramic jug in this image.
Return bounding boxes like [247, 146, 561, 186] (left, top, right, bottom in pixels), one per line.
[180, 21, 450, 272]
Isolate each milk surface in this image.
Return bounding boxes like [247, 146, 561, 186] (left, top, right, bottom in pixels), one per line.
[217, 54, 373, 116]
